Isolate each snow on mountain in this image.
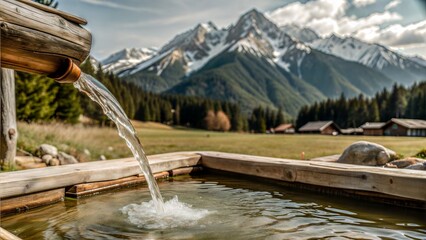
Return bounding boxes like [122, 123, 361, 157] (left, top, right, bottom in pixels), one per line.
[101, 47, 157, 74]
[88, 56, 100, 71]
[226, 9, 311, 73]
[310, 34, 405, 70]
[280, 24, 320, 43]
[309, 34, 426, 85]
[410, 55, 426, 67]
[113, 9, 314, 79]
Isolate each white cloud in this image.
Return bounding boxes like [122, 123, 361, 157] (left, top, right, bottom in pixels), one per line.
[355, 20, 426, 47]
[267, 0, 401, 37]
[353, 0, 375, 8]
[80, 0, 159, 13]
[267, 0, 347, 27]
[267, 0, 426, 57]
[385, 0, 401, 10]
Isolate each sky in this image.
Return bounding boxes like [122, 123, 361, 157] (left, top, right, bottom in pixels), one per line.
[58, 0, 426, 60]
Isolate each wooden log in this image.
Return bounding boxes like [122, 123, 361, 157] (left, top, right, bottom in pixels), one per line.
[0, 188, 64, 215]
[0, 69, 17, 170]
[0, 0, 91, 75]
[0, 227, 21, 240]
[66, 172, 170, 198]
[15, 0, 87, 25]
[0, 152, 201, 198]
[199, 151, 426, 202]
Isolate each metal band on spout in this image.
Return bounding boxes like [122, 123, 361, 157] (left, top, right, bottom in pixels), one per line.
[49, 58, 81, 83]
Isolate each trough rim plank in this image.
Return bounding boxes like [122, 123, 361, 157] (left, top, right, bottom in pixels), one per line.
[0, 152, 201, 198]
[197, 151, 426, 201]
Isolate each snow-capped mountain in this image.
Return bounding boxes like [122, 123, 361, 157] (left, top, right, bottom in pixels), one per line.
[99, 9, 423, 115]
[410, 55, 426, 67]
[89, 56, 100, 71]
[101, 48, 157, 74]
[280, 24, 320, 43]
[310, 35, 426, 85]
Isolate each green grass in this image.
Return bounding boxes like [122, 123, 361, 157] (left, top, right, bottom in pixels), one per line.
[17, 121, 426, 161]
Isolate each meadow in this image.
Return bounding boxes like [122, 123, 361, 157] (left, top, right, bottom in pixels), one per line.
[17, 121, 426, 162]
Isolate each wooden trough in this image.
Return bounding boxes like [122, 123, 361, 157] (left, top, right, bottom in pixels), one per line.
[1, 151, 425, 217]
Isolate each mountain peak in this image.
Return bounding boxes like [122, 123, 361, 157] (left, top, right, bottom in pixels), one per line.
[101, 47, 157, 74]
[280, 24, 320, 43]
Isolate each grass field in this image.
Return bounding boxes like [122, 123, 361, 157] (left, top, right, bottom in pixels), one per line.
[17, 121, 426, 161]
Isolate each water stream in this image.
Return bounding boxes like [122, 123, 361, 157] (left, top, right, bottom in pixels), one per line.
[73, 73, 210, 228]
[73, 73, 165, 212]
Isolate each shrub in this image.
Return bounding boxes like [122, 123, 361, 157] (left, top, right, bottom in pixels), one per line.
[414, 149, 426, 159]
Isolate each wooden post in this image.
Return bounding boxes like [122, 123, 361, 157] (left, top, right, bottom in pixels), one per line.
[0, 68, 17, 170]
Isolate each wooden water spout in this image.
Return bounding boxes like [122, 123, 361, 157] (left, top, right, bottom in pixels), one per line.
[0, 0, 91, 82]
[0, 0, 92, 169]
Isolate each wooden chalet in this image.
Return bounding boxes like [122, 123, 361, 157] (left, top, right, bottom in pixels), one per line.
[360, 122, 386, 136]
[383, 118, 426, 137]
[298, 121, 340, 135]
[273, 124, 295, 134]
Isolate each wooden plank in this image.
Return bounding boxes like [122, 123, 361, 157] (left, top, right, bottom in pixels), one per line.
[0, 189, 64, 215]
[0, 152, 201, 198]
[0, 227, 21, 240]
[170, 166, 203, 176]
[65, 166, 203, 197]
[0, 69, 17, 170]
[199, 151, 426, 202]
[66, 172, 170, 197]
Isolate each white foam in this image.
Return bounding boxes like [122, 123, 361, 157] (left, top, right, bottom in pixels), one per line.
[121, 196, 211, 229]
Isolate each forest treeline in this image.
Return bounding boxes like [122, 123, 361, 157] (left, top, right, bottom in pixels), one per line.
[296, 82, 426, 129]
[14, 59, 286, 132]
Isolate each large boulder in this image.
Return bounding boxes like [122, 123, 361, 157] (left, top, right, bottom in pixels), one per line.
[337, 141, 397, 166]
[58, 152, 79, 165]
[38, 144, 58, 157]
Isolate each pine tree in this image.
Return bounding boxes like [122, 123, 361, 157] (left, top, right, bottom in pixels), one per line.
[54, 83, 82, 123]
[15, 72, 58, 122]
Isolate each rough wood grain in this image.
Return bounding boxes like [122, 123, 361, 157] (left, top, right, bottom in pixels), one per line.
[0, 152, 201, 198]
[0, 188, 64, 215]
[0, 227, 21, 240]
[169, 166, 203, 176]
[0, 0, 91, 74]
[15, 0, 87, 25]
[199, 151, 426, 202]
[65, 172, 170, 197]
[0, 69, 17, 170]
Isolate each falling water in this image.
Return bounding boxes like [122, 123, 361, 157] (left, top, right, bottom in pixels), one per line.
[74, 73, 164, 212]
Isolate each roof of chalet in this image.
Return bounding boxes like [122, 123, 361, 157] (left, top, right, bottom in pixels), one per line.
[299, 121, 338, 132]
[274, 124, 294, 132]
[341, 128, 364, 134]
[360, 122, 386, 130]
[385, 118, 426, 129]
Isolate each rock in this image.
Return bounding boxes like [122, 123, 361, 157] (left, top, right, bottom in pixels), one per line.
[387, 158, 426, 168]
[83, 149, 91, 156]
[99, 155, 106, 161]
[58, 152, 79, 165]
[15, 156, 42, 166]
[48, 158, 60, 166]
[38, 144, 58, 157]
[337, 141, 397, 166]
[41, 154, 53, 164]
[405, 162, 426, 170]
[107, 146, 114, 151]
[19, 162, 47, 169]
